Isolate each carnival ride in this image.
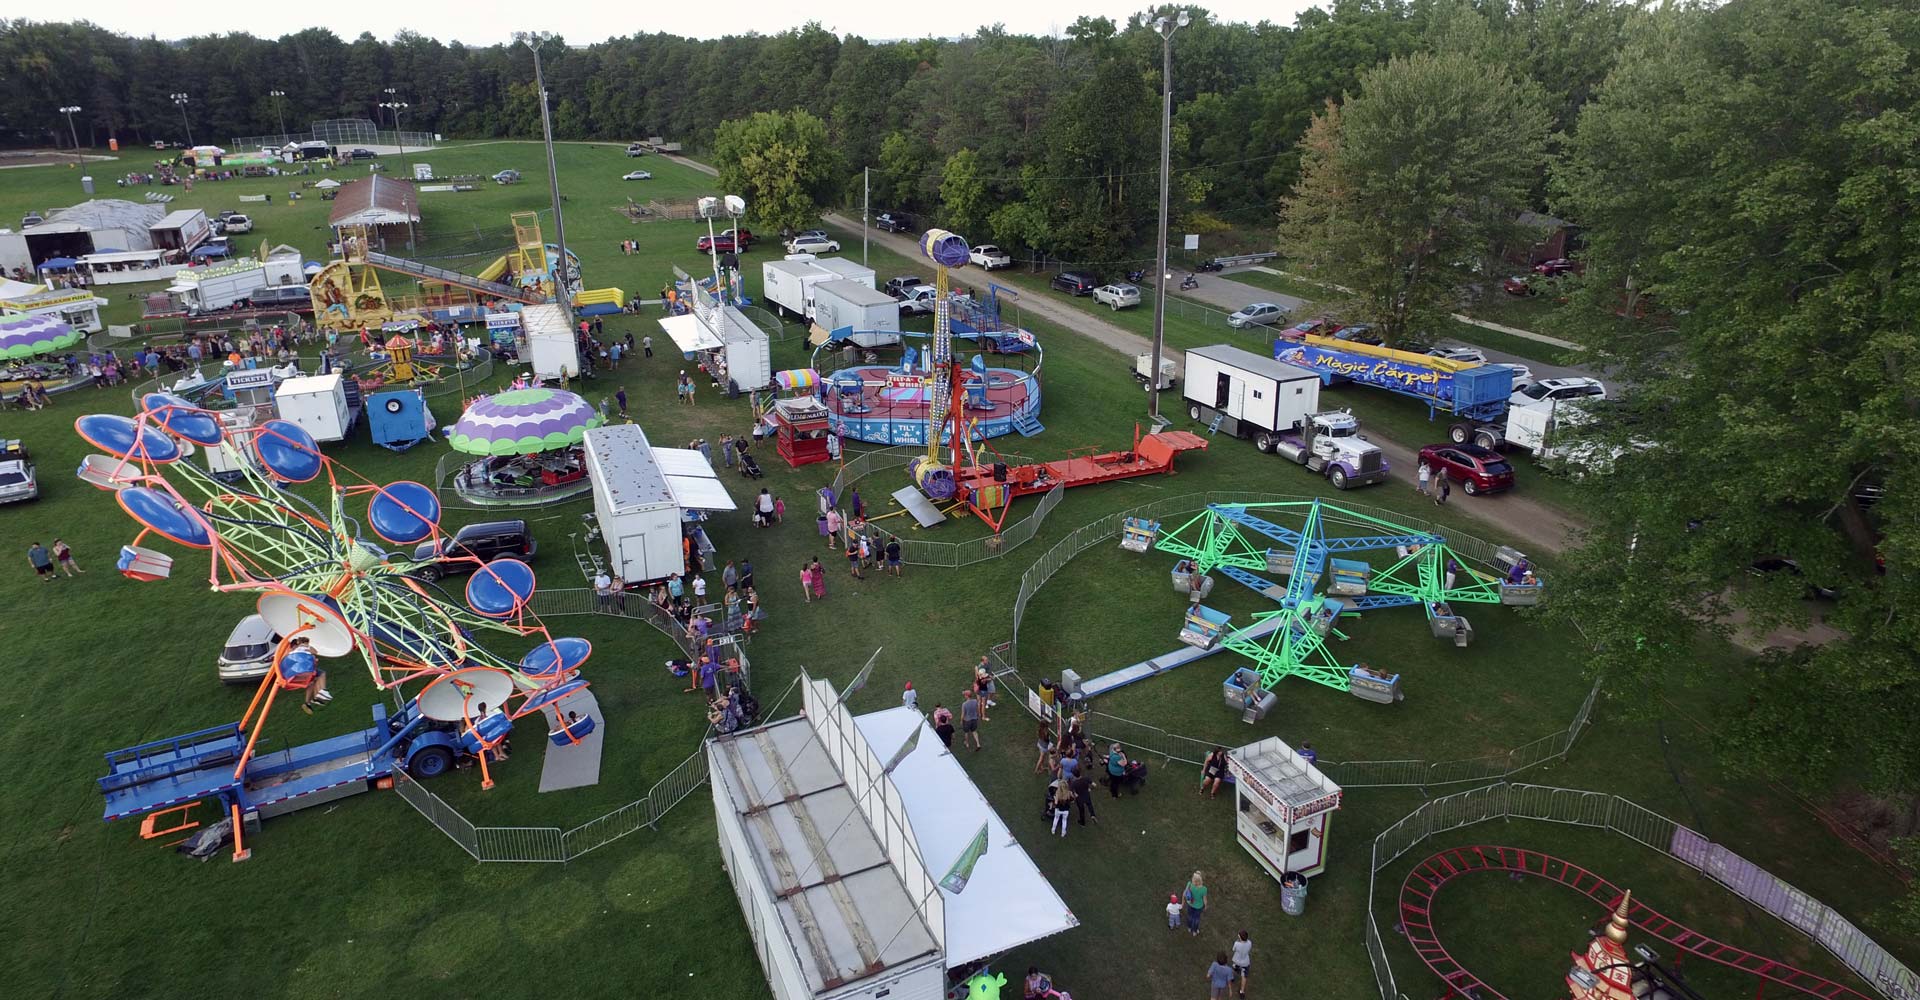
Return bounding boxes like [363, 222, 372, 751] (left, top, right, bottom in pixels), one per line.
[898, 229, 1206, 532]
[1071, 500, 1540, 702]
[77, 395, 599, 861]
[1398, 845, 1873, 1000]
[444, 387, 604, 505]
[808, 331, 1044, 447]
[308, 211, 573, 333]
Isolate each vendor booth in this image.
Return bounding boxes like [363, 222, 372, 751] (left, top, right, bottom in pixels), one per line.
[1228, 737, 1343, 898]
[658, 303, 771, 394]
[771, 396, 832, 469]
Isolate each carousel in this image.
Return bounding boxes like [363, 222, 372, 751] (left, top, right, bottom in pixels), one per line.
[444, 386, 605, 506]
[0, 312, 89, 398]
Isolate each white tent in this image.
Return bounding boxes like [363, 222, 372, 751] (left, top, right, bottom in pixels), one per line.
[313, 177, 342, 190]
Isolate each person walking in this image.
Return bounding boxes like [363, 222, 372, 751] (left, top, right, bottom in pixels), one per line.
[1206, 952, 1235, 1000]
[739, 558, 755, 592]
[1167, 894, 1183, 930]
[1033, 720, 1057, 773]
[1050, 780, 1075, 837]
[756, 488, 775, 527]
[1070, 769, 1097, 826]
[1183, 872, 1209, 936]
[799, 562, 814, 604]
[959, 690, 983, 750]
[615, 386, 629, 419]
[722, 559, 738, 592]
[51, 538, 82, 576]
[901, 681, 918, 710]
[1105, 743, 1129, 798]
[809, 558, 827, 600]
[1415, 461, 1431, 496]
[28, 542, 57, 583]
[1435, 477, 1451, 506]
[1200, 746, 1230, 798]
[975, 656, 998, 711]
[642, 334, 653, 358]
[720, 434, 736, 468]
[932, 703, 955, 748]
[1230, 930, 1253, 998]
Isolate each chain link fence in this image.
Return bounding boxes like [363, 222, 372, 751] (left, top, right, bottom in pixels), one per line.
[232, 118, 437, 152]
[1365, 783, 1918, 1000]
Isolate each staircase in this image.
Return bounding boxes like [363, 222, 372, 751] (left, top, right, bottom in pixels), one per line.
[1012, 411, 1045, 437]
[1208, 413, 1227, 434]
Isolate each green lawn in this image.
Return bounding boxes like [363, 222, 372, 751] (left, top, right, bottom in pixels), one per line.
[1, 142, 1910, 1000]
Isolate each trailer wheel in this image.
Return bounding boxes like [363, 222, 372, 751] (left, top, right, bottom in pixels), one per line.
[1188, 404, 1202, 422]
[1255, 432, 1276, 453]
[1448, 423, 1471, 445]
[407, 745, 455, 779]
[1473, 429, 1501, 450]
[1329, 467, 1349, 489]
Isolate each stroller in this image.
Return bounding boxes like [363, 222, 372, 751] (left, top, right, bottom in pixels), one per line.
[737, 453, 764, 479]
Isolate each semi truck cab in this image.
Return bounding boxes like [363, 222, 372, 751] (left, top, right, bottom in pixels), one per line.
[1275, 410, 1390, 489]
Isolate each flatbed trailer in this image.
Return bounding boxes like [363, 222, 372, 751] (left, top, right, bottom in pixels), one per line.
[950, 428, 1208, 504]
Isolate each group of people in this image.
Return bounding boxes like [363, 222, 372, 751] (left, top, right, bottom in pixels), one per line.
[819, 502, 904, 579]
[26, 540, 82, 581]
[1414, 461, 1452, 504]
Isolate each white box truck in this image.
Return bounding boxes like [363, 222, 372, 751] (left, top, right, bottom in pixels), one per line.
[520, 303, 579, 380]
[810, 280, 901, 348]
[1183, 344, 1390, 489]
[761, 258, 832, 319]
[809, 256, 875, 289]
[170, 256, 305, 313]
[273, 373, 354, 443]
[584, 425, 686, 584]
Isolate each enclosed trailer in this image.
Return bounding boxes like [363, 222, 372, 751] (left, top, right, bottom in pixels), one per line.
[761, 258, 833, 319]
[1229, 736, 1343, 887]
[273, 373, 355, 443]
[810, 280, 901, 348]
[1182, 344, 1322, 439]
[521, 303, 579, 380]
[584, 425, 685, 584]
[169, 256, 305, 313]
[149, 208, 211, 252]
[810, 257, 876, 290]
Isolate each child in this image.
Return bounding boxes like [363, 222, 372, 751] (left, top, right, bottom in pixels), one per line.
[1166, 893, 1183, 930]
[774, 496, 786, 523]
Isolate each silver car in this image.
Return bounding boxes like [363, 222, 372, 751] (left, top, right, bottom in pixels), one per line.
[1093, 283, 1141, 310]
[216, 615, 284, 684]
[1227, 302, 1290, 328]
[0, 458, 37, 503]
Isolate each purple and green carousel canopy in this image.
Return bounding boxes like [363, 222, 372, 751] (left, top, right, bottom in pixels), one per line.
[0, 312, 83, 361]
[448, 387, 605, 456]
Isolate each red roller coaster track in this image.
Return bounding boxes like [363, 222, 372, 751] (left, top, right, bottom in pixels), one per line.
[1395, 845, 1872, 1000]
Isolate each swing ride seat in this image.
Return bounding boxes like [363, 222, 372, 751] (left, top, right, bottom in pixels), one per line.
[1119, 516, 1159, 553]
[77, 453, 138, 489]
[1178, 605, 1233, 650]
[548, 714, 598, 747]
[117, 544, 174, 581]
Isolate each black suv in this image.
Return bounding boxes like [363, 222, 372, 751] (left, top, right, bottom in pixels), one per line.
[1051, 271, 1099, 296]
[410, 519, 537, 580]
[875, 212, 914, 234]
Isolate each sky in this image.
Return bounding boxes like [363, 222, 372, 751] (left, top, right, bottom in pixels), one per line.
[50, 0, 1322, 45]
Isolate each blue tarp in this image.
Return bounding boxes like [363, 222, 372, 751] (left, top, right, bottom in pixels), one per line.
[38, 257, 78, 270]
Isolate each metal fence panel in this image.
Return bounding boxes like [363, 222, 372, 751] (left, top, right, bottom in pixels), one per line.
[391, 770, 480, 859]
[475, 825, 566, 863]
[1504, 783, 1611, 827]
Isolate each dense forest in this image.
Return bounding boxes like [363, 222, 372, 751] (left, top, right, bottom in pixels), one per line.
[5, 2, 1920, 891]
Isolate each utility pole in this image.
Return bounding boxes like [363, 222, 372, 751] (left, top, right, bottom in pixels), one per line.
[268, 90, 287, 138]
[380, 90, 410, 168]
[518, 32, 574, 321]
[58, 105, 82, 150]
[171, 93, 193, 146]
[863, 166, 870, 266]
[1139, 9, 1189, 422]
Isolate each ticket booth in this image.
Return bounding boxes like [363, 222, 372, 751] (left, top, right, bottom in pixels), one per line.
[771, 396, 831, 468]
[1228, 737, 1343, 882]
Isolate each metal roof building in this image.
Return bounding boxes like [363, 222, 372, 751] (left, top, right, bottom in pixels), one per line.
[326, 176, 419, 250]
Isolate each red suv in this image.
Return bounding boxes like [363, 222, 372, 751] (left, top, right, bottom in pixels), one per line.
[1532, 257, 1581, 277]
[696, 228, 754, 253]
[1417, 444, 1516, 496]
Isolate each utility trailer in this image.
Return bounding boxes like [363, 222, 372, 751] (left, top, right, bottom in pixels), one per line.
[1183, 344, 1389, 489]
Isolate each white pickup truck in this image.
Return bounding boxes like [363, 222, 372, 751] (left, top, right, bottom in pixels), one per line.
[897, 285, 940, 315]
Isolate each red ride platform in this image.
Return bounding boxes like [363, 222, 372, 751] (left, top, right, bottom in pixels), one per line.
[953, 429, 1208, 507]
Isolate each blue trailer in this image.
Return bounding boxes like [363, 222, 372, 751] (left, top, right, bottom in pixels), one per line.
[1274, 336, 1514, 444]
[97, 700, 506, 842]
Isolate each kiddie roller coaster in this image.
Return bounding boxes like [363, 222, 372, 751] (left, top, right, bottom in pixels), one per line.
[73, 394, 600, 861]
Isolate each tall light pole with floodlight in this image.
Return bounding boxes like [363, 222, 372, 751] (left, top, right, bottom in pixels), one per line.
[515, 32, 574, 319]
[269, 89, 287, 138]
[58, 105, 82, 150]
[1139, 7, 1189, 421]
[380, 93, 410, 165]
[171, 92, 193, 146]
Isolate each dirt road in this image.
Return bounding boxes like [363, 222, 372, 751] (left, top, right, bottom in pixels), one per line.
[820, 212, 1584, 554]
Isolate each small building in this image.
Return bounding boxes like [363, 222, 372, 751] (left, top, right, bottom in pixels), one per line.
[1227, 736, 1343, 882]
[1, 199, 165, 271]
[659, 303, 772, 393]
[708, 673, 1076, 1000]
[772, 396, 833, 468]
[326, 176, 419, 251]
[1511, 210, 1575, 265]
[0, 281, 108, 333]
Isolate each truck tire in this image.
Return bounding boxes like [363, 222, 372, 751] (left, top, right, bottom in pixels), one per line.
[1448, 423, 1472, 445]
[1255, 431, 1276, 453]
[1473, 429, 1501, 450]
[407, 745, 456, 779]
[1329, 467, 1349, 489]
[1188, 404, 1202, 422]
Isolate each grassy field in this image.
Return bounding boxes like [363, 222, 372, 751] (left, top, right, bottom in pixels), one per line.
[1, 142, 1911, 1000]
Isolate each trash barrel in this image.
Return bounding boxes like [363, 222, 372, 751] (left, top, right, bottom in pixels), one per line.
[1280, 872, 1308, 916]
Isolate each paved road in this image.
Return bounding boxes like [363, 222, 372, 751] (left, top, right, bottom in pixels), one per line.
[819, 211, 1583, 555]
[1184, 269, 1605, 385]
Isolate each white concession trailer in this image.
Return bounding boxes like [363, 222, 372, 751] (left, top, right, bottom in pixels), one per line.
[709, 673, 1077, 1000]
[521, 303, 580, 380]
[584, 424, 737, 584]
[272, 373, 356, 443]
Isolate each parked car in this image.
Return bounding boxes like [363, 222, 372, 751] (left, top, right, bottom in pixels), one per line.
[0, 450, 38, 503]
[1276, 318, 1341, 341]
[409, 519, 537, 581]
[884, 275, 926, 299]
[1502, 275, 1537, 296]
[622, 170, 653, 181]
[696, 233, 747, 254]
[348, 147, 375, 160]
[1330, 323, 1382, 345]
[625, 143, 648, 157]
[1511, 376, 1607, 407]
[1418, 444, 1516, 496]
[222, 213, 253, 235]
[875, 212, 913, 233]
[1227, 302, 1290, 329]
[1050, 271, 1099, 296]
[793, 229, 829, 241]
[1491, 362, 1536, 387]
[1093, 283, 1141, 310]
[492, 169, 521, 184]
[785, 234, 841, 255]
[1429, 346, 1486, 364]
[216, 614, 284, 683]
[970, 245, 1012, 270]
[21, 212, 44, 227]
[897, 285, 940, 315]
[1533, 258, 1582, 277]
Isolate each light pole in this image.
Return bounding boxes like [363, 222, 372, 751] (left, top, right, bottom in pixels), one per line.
[516, 32, 574, 320]
[379, 94, 410, 166]
[1139, 8, 1188, 422]
[58, 105, 82, 150]
[171, 92, 193, 146]
[268, 90, 287, 138]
